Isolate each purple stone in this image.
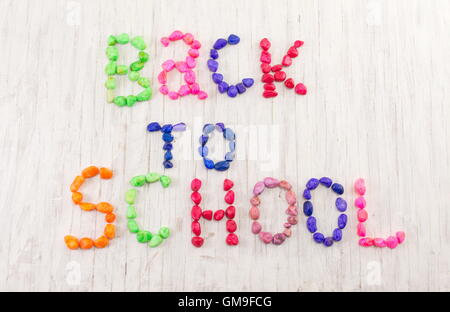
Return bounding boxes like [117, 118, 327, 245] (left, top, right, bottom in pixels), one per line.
[146, 122, 161, 132]
[236, 83, 246, 94]
[319, 177, 333, 188]
[323, 237, 334, 247]
[331, 183, 344, 195]
[215, 123, 225, 132]
[212, 73, 223, 84]
[227, 34, 240, 45]
[335, 197, 347, 212]
[213, 38, 227, 50]
[338, 214, 347, 229]
[172, 122, 186, 131]
[227, 85, 238, 97]
[303, 201, 313, 216]
[242, 78, 254, 88]
[210, 49, 219, 59]
[303, 189, 311, 200]
[313, 232, 325, 243]
[332, 228, 342, 241]
[306, 216, 317, 233]
[199, 135, 208, 146]
[207, 59, 219, 72]
[306, 178, 320, 190]
[218, 81, 229, 93]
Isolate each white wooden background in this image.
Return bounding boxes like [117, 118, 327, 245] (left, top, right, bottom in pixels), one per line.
[0, 0, 449, 292]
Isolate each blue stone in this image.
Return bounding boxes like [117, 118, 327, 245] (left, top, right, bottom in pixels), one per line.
[227, 34, 240, 45]
[203, 158, 214, 169]
[313, 232, 325, 243]
[225, 152, 235, 161]
[162, 133, 174, 142]
[331, 183, 344, 195]
[199, 135, 208, 146]
[227, 85, 238, 97]
[210, 49, 219, 59]
[198, 146, 208, 157]
[172, 122, 186, 131]
[161, 124, 173, 133]
[306, 216, 317, 233]
[242, 78, 254, 88]
[147, 122, 161, 132]
[214, 160, 230, 171]
[319, 177, 333, 188]
[223, 128, 235, 141]
[236, 83, 246, 94]
[332, 228, 342, 241]
[218, 81, 229, 93]
[306, 178, 320, 190]
[212, 73, 223, 84]
[163, 143, 173, 151]
[207, 59, 219, 72]
[216, 123, 225, 132]
[164, 151, 173, 160]
[303, 189, 311, 200]
[163, 160, 173, 169]
[229, 141, 236, 152]
[203, 123, 215, 135]
[303, 201, 313, 216]
[335, 197, 347, 212]
[338, 214, 347, 229]
[323, 237, 334, 247]
[213, 38, 227, 50]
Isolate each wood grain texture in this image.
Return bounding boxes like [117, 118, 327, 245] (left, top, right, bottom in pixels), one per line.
[0, 0, 449, 291]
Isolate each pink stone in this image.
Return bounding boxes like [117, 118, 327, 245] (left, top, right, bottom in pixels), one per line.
[159, 85, 169, 95]
[386, 236, 398, 249]
[178, 85, 191, 96]
[354, 178, 366, 196]
[191, 40, 201, 49]
[279, 180, 292, 190]
[359, 237, 374, 247]
[249, 206, 260, 220]
[294, 83, 307, 95]
[287, 216, 298, 225]
[373, 238, 386, 248]
[168, 91, 179, 100]
[282, 55, 292, 66]
[263, 177, 280, 188]
[284, 222, 292, 228]
[396, 231, 405, 244]
[253, 181, 265, 196]
[357, 222, 366, 237]
[250, 196, 260, 206]
[175, 61, 188, 73]
[357, 209, 368, 222]
[285, 190, 297, 205]
[188, 49, 200, 58]
[286, 206, 298, 216]
[259, 232, 273, 244]
[186, 56, 196, 68]
[197, 91, 208, 100]
[189, 83, 200, 95]
[252, 221, 262, 234]
[183, 33, 194, 45]
[355, 196, 366, 209]
[260, 51, 271, 64]
[157, 70, 167, 84]
[283, 228, 292, 237]
[184, 70, 196, 85]
[169, 30, 183, 41]
[160, 37, 170, 47]
[162, 60, 175, 71]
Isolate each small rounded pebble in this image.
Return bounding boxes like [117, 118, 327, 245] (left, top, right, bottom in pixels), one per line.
[335, 197, 347, 212]
[227, 34, 240, 45]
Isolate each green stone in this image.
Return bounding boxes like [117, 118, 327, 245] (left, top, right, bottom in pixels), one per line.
[136, 231, 152, 243]
[127, 220, 139, 233]
[126, 205, 137, 219]
[136, 87, 152, 102]
[116, 33, 130, 44]
[125, 188, 137, 204]
[105, 76, 116, 90]
[113, 96, 127, 107]
[128, 71, 140, 81]
[130, 175, 146, 187]
[106, 46, 119, 61]
[130, 61, 145, 72]
[105, 62, 117, 75]
[145, 172, 160, 183]
[159, 227, 170, 239]
[159, 175, 171, 188]
[131, 36, 147, 50]
[126, 95, 137, 107]
[106, 90, 115, 103]
[116, 65, 128, 75]
[138, 51, 149, 63]
[148, 234, 163, 248]
[107, 35, 117, 46]
[138, 77, 150, 88]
